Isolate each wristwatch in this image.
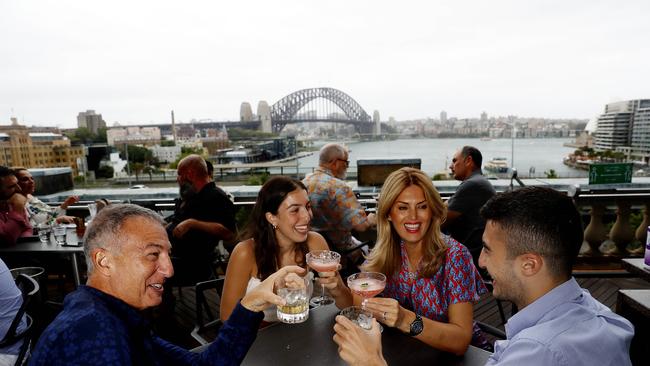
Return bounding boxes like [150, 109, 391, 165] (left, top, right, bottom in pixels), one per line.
[409, 314, 423, 336]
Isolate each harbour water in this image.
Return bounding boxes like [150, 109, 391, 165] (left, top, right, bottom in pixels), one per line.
[297, 137, 584, 178]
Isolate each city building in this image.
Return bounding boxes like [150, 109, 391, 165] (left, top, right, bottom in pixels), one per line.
[150, 145, 182, 164]
[1, 118, 86, 175]
[77, 110, 107, 134]
[593, 99, 650, 161]
[214, 136, 296, 164]
[106, 126, 161, 146]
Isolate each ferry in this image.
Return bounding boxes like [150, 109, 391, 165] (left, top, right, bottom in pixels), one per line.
[484, 157, 509, 173]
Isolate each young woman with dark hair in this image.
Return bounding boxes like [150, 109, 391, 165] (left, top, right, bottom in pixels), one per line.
[220, 176, 350, 322]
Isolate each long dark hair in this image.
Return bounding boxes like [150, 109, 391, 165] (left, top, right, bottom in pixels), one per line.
[241, 176, 310, 280]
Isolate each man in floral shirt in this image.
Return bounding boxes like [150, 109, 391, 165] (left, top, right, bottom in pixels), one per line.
[303, 143, 376, 259]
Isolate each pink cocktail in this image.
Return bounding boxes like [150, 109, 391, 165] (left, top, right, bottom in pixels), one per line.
[347, 272, 387, 309]
[306, 250, 341, 306]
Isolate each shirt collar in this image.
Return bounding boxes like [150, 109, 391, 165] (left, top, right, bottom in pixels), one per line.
[468, 170, 483, 178]
[505, 277, 583, 337]
[315, 167, 336, 177]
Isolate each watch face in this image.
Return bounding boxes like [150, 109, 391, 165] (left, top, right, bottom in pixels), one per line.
[410, 315, 423, 336]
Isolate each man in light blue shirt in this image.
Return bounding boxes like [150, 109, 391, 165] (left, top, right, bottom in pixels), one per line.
[478, 187, 633, 365]
[333, 187, 633, 366]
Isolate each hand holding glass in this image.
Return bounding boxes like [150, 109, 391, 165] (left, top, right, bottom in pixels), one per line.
[306, 250, 341, 307]
[347, 272, 386, 309]
[276, 273, 309, 324]
[340, 306, 374, 330]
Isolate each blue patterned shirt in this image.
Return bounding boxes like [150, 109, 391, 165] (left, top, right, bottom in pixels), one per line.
[30, 286, 263, 365]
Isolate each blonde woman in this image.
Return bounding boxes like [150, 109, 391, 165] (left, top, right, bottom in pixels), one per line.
[362, 167, 488, 354]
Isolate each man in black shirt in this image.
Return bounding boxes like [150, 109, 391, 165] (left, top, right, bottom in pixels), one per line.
[443, 146, 496, 268]
[166, 155, 235, 284]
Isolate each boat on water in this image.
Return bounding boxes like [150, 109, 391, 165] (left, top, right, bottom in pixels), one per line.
[484, 157, 509, 173]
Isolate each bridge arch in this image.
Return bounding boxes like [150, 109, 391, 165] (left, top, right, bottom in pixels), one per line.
[270, 87, 372, 133]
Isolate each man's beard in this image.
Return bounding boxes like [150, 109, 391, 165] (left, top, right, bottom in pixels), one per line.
[179, 182, 197, 200]
[336, 169, 347, 180]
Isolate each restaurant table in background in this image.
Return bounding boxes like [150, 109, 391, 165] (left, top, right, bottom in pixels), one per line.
[621, 258, 650, 283]
[240, 304, 492, 365]
[616, 289, 650, 366]
[0, 238, 84, 286]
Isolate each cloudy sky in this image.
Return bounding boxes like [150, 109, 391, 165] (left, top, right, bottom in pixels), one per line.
[1, 0, 649, 128]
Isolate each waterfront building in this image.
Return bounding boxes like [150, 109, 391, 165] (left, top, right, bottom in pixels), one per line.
[630, 102, 650, 161]
[0, 117, 86, 175]
[593, 99, 650, 162]
[150, 145, 182, 164]
[77, 110, 107, 134]
[200, 127, 230, 156]
[106, 126, 161, 146]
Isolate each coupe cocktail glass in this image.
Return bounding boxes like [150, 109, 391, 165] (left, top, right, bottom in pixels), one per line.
[347, 272, 386, 310]
[306, 250, 341, 307]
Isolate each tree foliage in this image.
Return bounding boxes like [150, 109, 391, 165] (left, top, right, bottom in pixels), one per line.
[96, 165, 114, 178]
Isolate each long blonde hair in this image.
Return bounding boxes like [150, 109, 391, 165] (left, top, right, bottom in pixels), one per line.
[365, 167, 448, 278]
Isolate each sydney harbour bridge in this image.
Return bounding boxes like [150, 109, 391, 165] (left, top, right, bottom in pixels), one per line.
[240, 87, 380, 135]
[143, 87, 381, 136]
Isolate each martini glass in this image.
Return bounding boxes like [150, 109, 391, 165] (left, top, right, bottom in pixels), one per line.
[306, 250, 341, 307]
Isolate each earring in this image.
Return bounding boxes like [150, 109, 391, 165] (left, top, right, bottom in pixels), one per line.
[272, 223, 278, 230]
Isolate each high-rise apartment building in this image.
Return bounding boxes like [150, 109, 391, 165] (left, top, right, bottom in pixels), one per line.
[630, 101, 650, 159]
[77, 110, 107, 134]
[1, 118, 86, 175]
[593, 99, 650, 161]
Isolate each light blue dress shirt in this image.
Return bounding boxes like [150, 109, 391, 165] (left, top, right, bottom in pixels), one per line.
[486, 278, 634, 366]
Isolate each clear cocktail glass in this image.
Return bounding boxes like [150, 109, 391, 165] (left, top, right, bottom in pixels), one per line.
[306, 250, 341, 307]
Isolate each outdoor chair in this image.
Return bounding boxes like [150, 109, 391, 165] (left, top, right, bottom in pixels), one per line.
[0, 274, 40, 366]
[191, 278, 225, 345]
[476, 321, 506, 340]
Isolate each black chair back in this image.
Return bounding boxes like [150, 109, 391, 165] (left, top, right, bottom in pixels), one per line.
[0, 274, 39, 365]
[191, 278, 225, 345]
